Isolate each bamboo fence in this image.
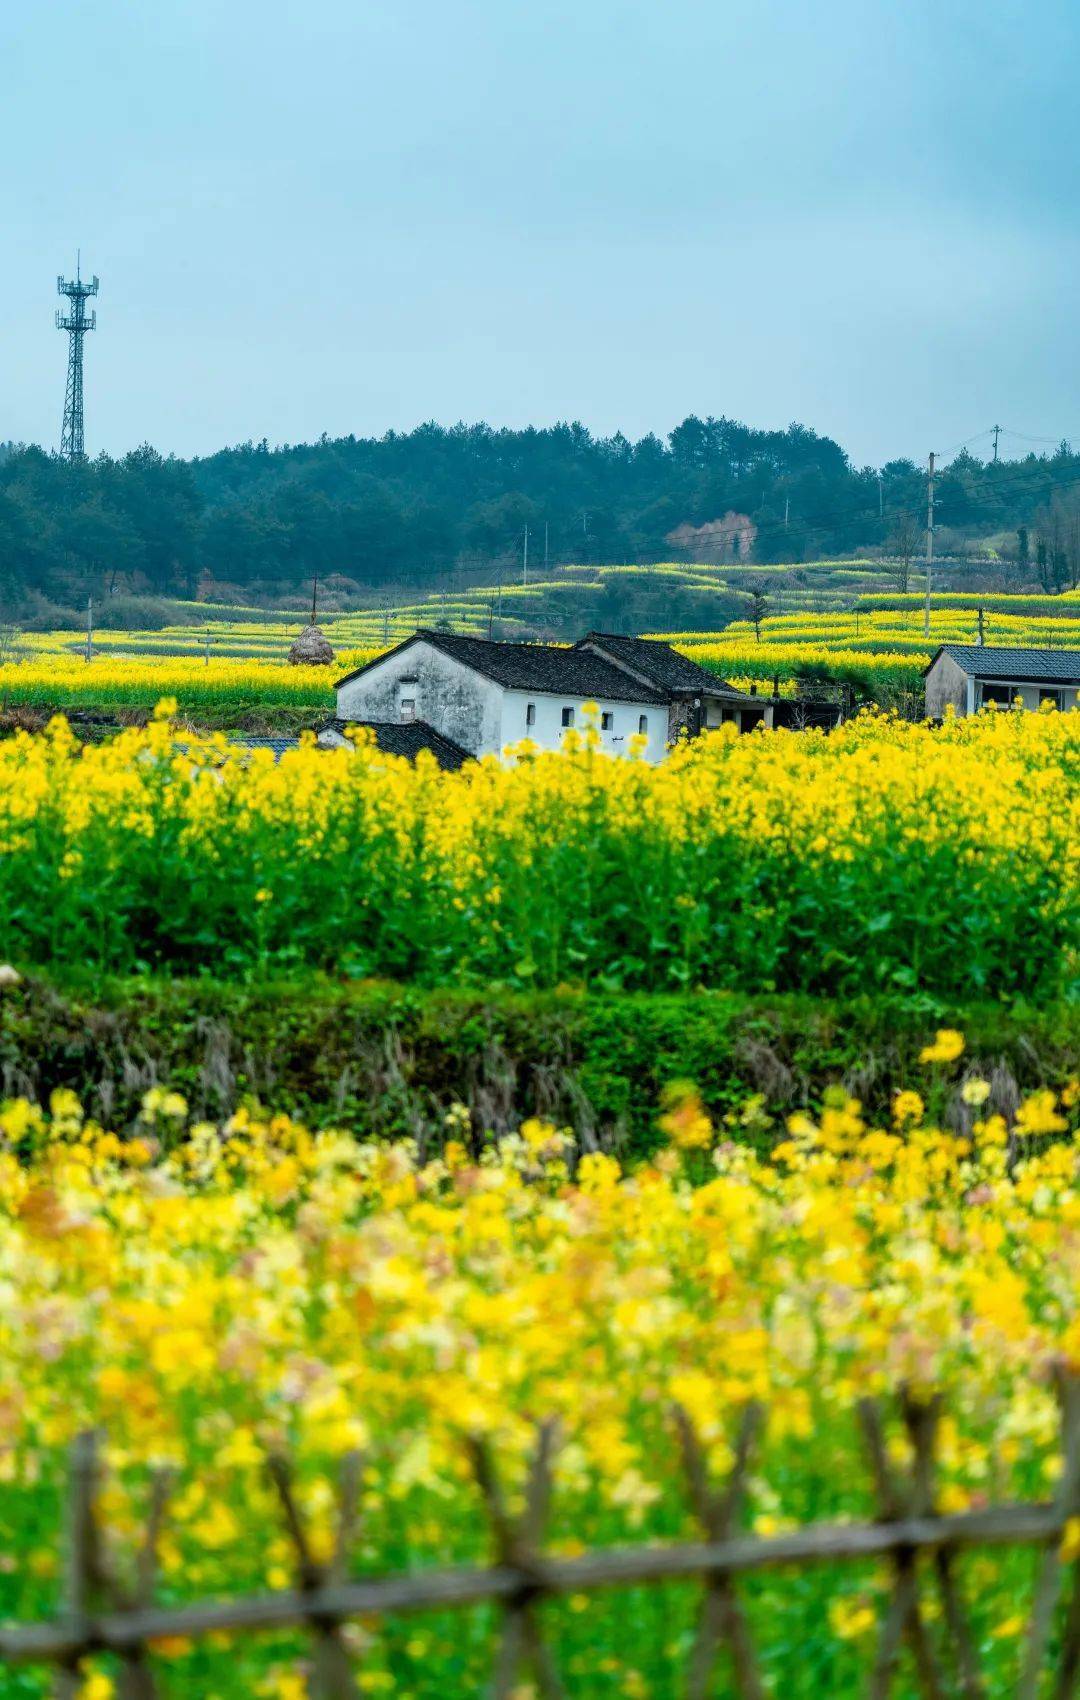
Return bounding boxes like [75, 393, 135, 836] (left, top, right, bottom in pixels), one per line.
[7, 1379, 1080, 1700]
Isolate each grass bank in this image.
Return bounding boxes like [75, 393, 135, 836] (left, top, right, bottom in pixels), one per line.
[2, 976, 1076, 1154]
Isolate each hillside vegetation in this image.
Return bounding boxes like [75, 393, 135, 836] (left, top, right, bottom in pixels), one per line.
[7, 416, 1080, 620]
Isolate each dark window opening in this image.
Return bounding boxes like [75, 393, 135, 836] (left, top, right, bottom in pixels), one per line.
[561, 707, 575, 728]
[601, 711, 614, 731]
[638, 714, 649, 736]
[526, 702, 536, 727]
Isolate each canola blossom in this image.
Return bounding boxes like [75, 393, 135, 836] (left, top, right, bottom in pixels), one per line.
[0, 657, 377, 719]
[656, 602, 1080, 696]
[677, 638, 926, 694]
[0, 706, 1076, 997]
[0, 1078, 1079, 1697]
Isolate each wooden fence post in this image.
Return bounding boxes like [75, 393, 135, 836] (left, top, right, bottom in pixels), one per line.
[113, 1468, 173, 1700]
[901, 1393, 983, 1700]
[56, 1432, 174, 1700]
[469, 1420, 564, 1700]
[55, 1431, 101, 1700]
[859, 1395, 949, 1700]
[267, 1450, 364, 1700]
[673, 1399, 765, 1700]
[1020, 1371, 1080, 1700]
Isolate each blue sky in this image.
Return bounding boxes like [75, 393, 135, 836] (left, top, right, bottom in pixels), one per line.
[3, 0, 1078, 465]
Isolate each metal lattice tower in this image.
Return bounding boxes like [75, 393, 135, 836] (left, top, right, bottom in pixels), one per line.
[56, 255, 99, 460]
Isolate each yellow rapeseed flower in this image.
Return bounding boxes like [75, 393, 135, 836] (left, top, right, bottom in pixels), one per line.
[920, 1029, 965, 1065]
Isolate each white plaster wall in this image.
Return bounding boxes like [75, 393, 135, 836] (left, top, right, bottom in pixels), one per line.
[703, 697, 774, 731]
[336, 641, 503, 754]
[924, 652, 970, 718]
[500, 689, 666, 762]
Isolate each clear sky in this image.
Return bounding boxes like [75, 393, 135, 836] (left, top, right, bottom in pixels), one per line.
[3, 0, 1078, 467]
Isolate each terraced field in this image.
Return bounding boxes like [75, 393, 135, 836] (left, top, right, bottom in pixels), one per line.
[14, 558, 901, 666]
[667, 596, 1080, 699]
[7, 564, 1080, 719]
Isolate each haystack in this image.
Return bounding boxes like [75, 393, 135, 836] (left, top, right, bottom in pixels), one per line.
[288, 624, 335, 667]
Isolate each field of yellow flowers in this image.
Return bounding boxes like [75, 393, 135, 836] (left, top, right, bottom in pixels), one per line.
[0, 703, 1076, 999]
[0, 1060, 1077, 1697]
[658, 600, 1080, 699]
[0, 657, 372, 722]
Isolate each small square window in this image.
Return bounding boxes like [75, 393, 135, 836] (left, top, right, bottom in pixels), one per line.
[561, 706, 575, 728]
[601, 711, 614, 731]
[400, 698, 416, 723]
[638, 714, 649, 736]
[1040, 688, 1062, 708]
[526, 703, 536, 727]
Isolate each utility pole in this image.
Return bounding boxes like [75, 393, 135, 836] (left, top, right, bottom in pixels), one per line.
[84, 595, 93, 664]
[56, 256, 99, 461]
[977, 605, 985, 647]
[523, 525, 529, 586]
[204, 624, 211, 666]
[783, 495, 790, 530]
[311, 576, 319, 625]
[992, 424, 1001, 464]
[877, 472, 884, 520]
[544, 520, 549, 575]
[923, 452, 936, 640]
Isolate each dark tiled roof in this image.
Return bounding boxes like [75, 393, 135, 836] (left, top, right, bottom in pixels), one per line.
[323, 719, 472, 771]
[930, 644, 1080, 683]
[228, 735, 301, 759]
[336, 630, 666, 703]
[575, 631, 756, 701]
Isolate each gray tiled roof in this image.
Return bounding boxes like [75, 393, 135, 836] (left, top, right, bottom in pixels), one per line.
[931, 644, 1080, 683]
[575, 631, 756, 701]
[322, 719, 472, 770]
[336, 630, 666, 703]
[228, 735, 301, 759]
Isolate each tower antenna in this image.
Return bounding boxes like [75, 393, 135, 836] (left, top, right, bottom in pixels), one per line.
[56, 259, 99, 460]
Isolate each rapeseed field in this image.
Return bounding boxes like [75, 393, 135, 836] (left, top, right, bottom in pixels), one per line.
[0, 1069, 1075, 1696]
[0, 704, 1074, 998]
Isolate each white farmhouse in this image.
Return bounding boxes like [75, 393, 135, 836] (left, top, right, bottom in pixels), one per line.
[924, 644, 1080, 717]
[322, 628, 770, 762]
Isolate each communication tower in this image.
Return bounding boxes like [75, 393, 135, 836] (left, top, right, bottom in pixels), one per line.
[56, 255, 99, 460]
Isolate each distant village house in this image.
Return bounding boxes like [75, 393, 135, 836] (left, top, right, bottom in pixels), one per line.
[665, 512, 757, 563]
[924, 645, 1080, 717]
[322, 629, 771, 763]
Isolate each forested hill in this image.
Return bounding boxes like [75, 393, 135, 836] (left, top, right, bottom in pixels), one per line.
[2, 416, 1080, 615]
